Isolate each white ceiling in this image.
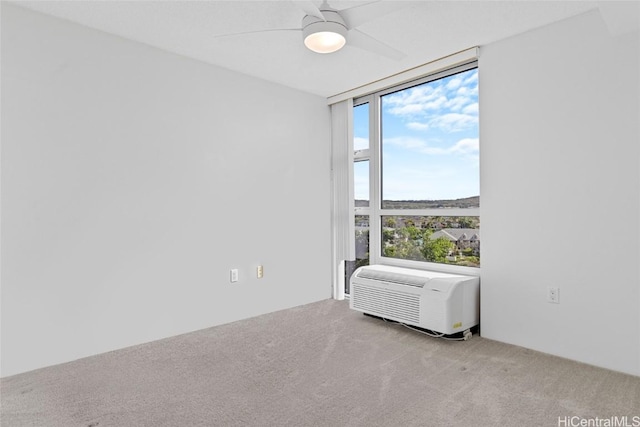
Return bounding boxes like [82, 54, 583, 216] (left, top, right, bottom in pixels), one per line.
[12, 0, 607, 98]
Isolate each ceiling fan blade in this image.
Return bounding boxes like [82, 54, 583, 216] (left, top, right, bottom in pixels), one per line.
[347, 29, 406, 60]
[290, 0, 326, 21]
[340, 1, 407, 29]
[214, 28, 301, 39]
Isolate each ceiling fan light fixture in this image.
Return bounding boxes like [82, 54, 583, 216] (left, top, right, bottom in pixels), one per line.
[302, 11, 347, 54]
[304, 30, 346, 54]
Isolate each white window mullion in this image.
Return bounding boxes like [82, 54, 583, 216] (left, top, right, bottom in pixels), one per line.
[370, 93, 382, 266]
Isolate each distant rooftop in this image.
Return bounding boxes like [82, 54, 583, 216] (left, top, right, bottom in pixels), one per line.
[431, 228, 480, 241]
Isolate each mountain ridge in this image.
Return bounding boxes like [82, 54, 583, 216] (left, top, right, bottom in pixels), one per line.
[355, 195, 479, 209]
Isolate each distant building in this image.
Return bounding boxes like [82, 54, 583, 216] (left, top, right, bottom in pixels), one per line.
[430, 228, 480, 256]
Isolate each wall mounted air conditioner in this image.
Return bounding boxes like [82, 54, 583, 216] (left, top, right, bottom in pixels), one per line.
[350, 265, 480, 335]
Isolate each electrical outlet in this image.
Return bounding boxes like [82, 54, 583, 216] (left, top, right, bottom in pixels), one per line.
[547, 287, 559, 304]
[257, 265, 264, 279]
[230, 269, 239, 283]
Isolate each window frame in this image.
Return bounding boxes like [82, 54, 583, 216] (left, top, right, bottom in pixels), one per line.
[353, 61, 480, 276]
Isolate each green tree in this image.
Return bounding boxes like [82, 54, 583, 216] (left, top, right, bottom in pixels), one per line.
[383, 246, 396, 257]
[396, 227, 423, 260]
[382, 226, 423, 261]
[421, 231, 454, 263]
[382, 228, 396, 244]
[458, 217, 474, 228]
[462, 247, 474, 256]
[405, 225, 422, 241]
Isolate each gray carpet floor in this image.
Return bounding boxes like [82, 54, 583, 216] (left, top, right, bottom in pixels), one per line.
[1, 299, 639, 427]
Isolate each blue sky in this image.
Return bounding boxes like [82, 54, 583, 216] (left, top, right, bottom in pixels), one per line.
[354, 68, 479, 201]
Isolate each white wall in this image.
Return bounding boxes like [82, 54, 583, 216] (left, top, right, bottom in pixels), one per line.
[1, 4, 331, 377]
[480, 9, 640, 376]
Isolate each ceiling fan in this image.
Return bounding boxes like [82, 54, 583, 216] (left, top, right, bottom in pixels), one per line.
[215, 0, 407, 60]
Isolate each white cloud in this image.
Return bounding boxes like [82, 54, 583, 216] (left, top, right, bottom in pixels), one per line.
[384, 136, 428, 151]
[445, 77, 463, 91]
[384, 85, 447, 117]
[406, 122, 429, 131]
[385, 136, 478, 156]
[463, 70, 478, 86]
[457, 86, 471, 96]
[445, 95, 471, 112]
[428, 113, 478, 132]
[401, 85, 439, 104]
[457, 84, 478, 97]
[450, 138, 479, 154]
[385, 136, 449, 155]
[462, 102, 478, 115]
[382, 69, 479, 133]
[387, 103, 426, 116]
[386, 96, 447, 116]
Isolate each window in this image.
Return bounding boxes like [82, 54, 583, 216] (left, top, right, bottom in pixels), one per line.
[352, 62, 479, 275]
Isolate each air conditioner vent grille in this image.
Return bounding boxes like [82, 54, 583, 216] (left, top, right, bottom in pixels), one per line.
[351, 284, 420, 324]
[356, 270, 427, 288]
